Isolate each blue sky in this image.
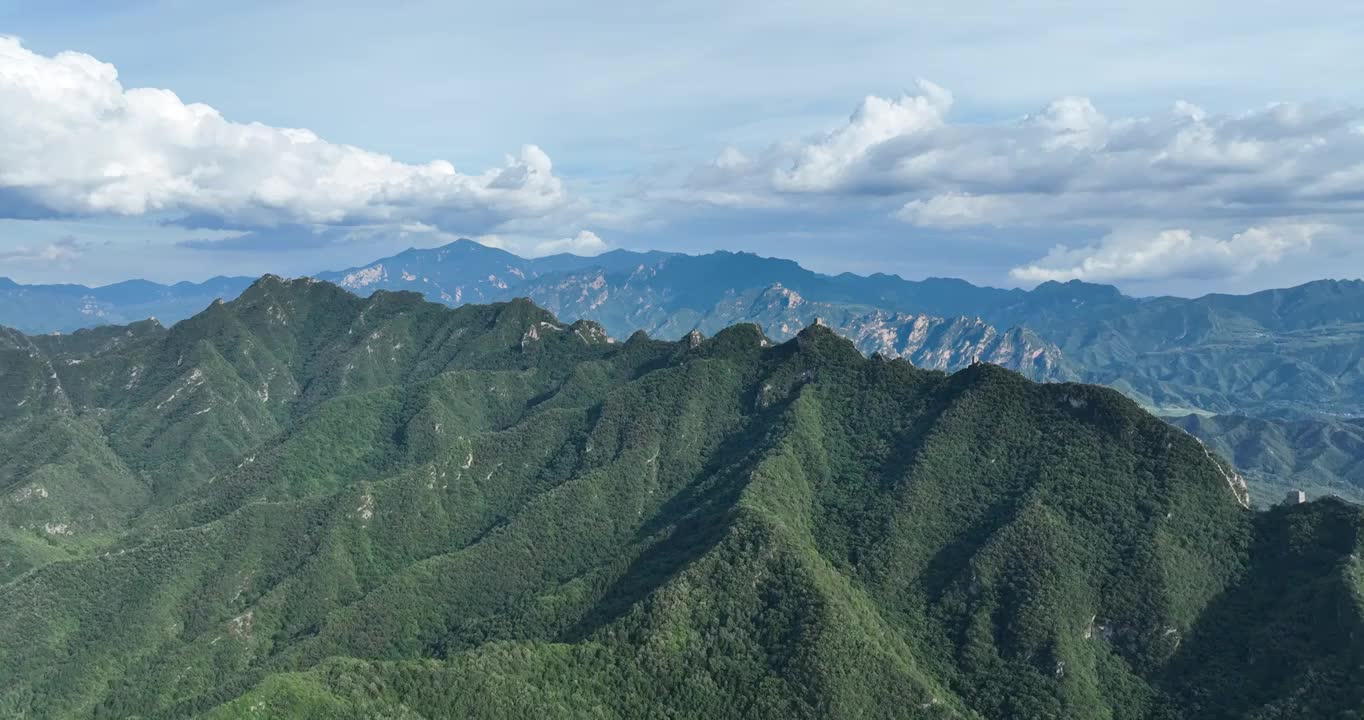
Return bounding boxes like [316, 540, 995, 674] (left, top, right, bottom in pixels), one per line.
[3, 1, 1364, 295]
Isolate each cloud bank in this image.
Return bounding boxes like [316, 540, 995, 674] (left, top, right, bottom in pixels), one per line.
[0, 37, 568, 232]
[684, 81, 1364, 285]
[700, 81, 1364, 225]
[1009, 224, 1326, 283]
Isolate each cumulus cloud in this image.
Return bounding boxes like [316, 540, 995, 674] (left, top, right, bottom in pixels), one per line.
[773, 79, 953, 193]
[1024, 97, 1113, 151]
[1009, 224, 1326, 284]
[696, 82, 1364, 232]
[895, 192, 1021, 227]
[533, 230, 608, 256]
[0, 37, 568, 232]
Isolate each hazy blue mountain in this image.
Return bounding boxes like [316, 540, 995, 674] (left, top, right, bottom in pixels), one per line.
[0, 275, 254, 334]
[314, 240, 676, 305]
[979, 279, 1364, 418]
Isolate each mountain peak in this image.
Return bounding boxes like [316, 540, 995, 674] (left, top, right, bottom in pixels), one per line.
[438, 237, 497, 252]
[1032, 278, 1125, 302]
[794, 319, 859, 360]
[568, 318, 612, 344]
[239, 273, 322, 296]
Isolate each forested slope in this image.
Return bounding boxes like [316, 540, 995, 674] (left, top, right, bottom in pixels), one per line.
[1, 278, 1360, 719]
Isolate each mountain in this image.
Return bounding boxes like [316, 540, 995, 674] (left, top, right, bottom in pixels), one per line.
[318, 243, 1070, 381]
[2, 242, 1065, 382]
[313, 242, 1364, 417]
[2, 278, 1362, 719]
[15, 241, 1363, 417]
[314, 241, 677, 306]
[0, 276, 255, 334]
[1170, 413, 1364, 502]
[719, 285, 1073, 379]
[8, 241, 1364, 491]
[980, 279, 1364, 419]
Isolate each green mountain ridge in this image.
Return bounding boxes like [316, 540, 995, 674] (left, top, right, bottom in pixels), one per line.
[2, 277, 1361, 718]
[11, 242, 1364, 421]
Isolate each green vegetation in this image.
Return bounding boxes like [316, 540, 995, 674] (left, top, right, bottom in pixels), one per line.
[1171, 413, 1364, 505]
[2, 277, 1362, 719]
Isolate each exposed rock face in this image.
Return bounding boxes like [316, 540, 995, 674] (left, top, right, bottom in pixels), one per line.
[520, 324, 540, 350]
[507, 272, 1076, 380]
[838, 312, 1072, 381]
[661, 284, 1078, 382]
[570, 320, 612, 344]
[338, 264, 388, 290]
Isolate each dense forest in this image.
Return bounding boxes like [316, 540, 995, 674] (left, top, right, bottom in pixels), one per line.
[1, 277, 1361, 718]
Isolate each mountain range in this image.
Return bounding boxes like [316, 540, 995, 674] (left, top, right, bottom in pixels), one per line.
[0, 275, 256, 334]
[8, 239, 1361, 503]
[2, 277, 1361, 718]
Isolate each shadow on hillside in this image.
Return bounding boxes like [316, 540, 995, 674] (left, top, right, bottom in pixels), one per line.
[1152, 498, 1364, 719]
[558, 388, 793, 642]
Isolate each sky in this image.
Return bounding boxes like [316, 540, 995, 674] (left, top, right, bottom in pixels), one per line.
[2, 0, 1364, 296]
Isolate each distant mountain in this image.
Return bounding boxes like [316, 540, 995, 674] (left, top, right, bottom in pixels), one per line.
[0, 275, 254, 334]
[4, 278, 1361, 719]
[314, 240, 677, 306]
[982, 279, 1364, 419]
[1170, 413, 1364, 502]
[710, 284, 1073, 379]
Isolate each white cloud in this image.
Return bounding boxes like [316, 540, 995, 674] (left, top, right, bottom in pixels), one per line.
[1025, 97, 1110, 150]
[1009, 224, 1326, 284]
[472, 234, 510, 251]
[698, 83, 1364, 230]
[895, 193, 1020, 227]
[713, 146, 752, 171]
[533, 230, 608, 256]
[772, 79, 953, 193]
[0, 37, 568, 231]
